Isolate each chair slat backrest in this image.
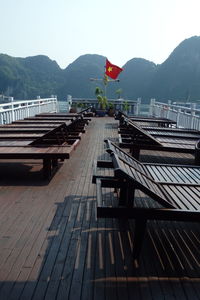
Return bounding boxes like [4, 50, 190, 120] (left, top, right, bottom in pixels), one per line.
[105, 139, 146, 174]
[111, 152, 175, 208]
[123, 117, 162, 146]
[30, 123, 68, 145]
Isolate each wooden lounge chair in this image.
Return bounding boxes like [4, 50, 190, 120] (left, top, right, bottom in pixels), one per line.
[29, 123, 82, 145]
[95, 139, 200, 184]
[119, 116, 200, 142]
[13, 116, 87, 133]
[120, 125, 200, 139]
[23, 114, 89, 133]
[195, 140, 200, 165]
[93, 148, 200, 261]
[0, 144, 74, 178]
[115, 111, 177, 127]
[0, 123, 82, 141]
[35, 106, 94, 119]
[118, 117, 200, 164]
[0, 123, 80, 179]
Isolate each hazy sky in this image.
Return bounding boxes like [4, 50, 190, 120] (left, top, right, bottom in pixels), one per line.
[1, 0, 200, 69]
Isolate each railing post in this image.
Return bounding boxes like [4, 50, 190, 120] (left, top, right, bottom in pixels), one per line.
[149, 98, 155, 116]
[54, 95, 58, 113]
[166, 100, 171, 119]
[9, 97, 15, 122]
[0, 105, 3, 125]
[176, 108, 181, 127]
[37, 96, 41, 114]
[67, 95, 72, 112]
[25, 101, 29, 118]
[191, 110, 196, 130]
[135, 98, 141, 115]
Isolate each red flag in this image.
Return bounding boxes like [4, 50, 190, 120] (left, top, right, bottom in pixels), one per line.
[105, 59, 123, 79]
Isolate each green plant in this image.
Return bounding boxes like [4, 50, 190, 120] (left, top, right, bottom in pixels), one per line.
[82, 103, 87, 108]
[70, 102, 77, 113]
[122, 100, 130, 112]
[108, 102, 115, 116]
[77, 102, 83, 108]
[108, 102, 114, 109]
[95, 87, 108, 110]
[71, 102, 77, 108]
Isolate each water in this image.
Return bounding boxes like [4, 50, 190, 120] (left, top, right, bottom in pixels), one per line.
[58, 101, 70, 112]
[138, 104, 150, 116]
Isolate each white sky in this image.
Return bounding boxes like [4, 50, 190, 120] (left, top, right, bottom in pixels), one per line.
[1, 0, 200, 69]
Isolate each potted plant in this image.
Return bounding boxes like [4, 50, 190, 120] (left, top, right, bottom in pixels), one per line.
[77, 102, 84, 112]
[108, 102, 115, 116]
[95, 87, 108, 116]
[122, 100, 130, 115]
[69, 103, 77, 113]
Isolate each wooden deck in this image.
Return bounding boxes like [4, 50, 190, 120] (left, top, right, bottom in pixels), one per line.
[0, 117, 199, 300]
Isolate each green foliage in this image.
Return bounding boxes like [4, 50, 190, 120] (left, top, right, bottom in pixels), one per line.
[0, 54, 62, 99]
[122, 100, 130, 112]
[108, 102, 114, 109]
[95, 86, 108, 110]
[71, 102, 77, 107]
[95, 87, 103, 96]
[77, 102, 83, 108]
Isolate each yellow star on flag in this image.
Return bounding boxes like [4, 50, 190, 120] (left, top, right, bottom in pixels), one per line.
[108, 66, 113, 72]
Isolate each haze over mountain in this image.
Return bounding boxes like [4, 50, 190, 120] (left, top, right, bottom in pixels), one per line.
[0, 36, 200, 103]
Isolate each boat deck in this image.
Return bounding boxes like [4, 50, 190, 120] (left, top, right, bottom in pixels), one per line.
[0, 117, 199, 300]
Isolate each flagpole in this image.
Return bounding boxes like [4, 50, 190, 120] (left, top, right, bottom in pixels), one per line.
[104, 74, 108, 98]
[90, 76, 119, 97]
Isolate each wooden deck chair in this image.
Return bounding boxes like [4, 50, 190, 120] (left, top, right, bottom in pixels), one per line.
[103, 139, 200, 184]
[94, 150, 200, 261]
[118, 118, 200, 163]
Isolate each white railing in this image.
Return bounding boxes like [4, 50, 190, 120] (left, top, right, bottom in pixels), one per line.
[70, 96, 141, 115]
[0, 96, 58, 124]
[149, 99, 200, 130]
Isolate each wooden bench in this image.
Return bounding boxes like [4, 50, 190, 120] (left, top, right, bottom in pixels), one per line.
[93, 148, 200, 261]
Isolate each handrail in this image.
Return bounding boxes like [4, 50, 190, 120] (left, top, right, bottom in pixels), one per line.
[149, 99, 200, 130]
[0, 96, 58, 124]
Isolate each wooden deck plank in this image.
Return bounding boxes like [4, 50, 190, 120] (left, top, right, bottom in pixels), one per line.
[0, 117, 199, 300]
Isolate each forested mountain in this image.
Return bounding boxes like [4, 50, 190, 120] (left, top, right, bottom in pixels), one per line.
[148, 37, 200, 101]
[0, 54, 63, 99]
[1, 36, 200, 103]
[59, 54, 106, 99]
[112, 58, 156, 100]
